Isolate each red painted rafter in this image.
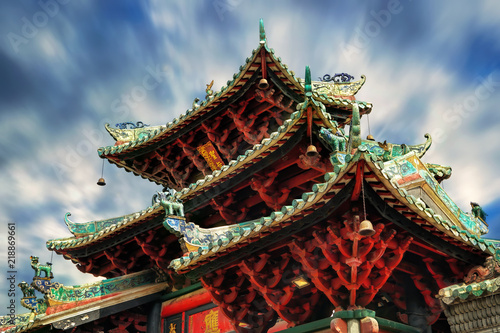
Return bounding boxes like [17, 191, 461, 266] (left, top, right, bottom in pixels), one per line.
[289, 211, 412, 310]
[239, 253, 320, 327]
[202, 268, 277, 333]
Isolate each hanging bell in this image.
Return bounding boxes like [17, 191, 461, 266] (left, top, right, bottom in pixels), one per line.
[366, 134, 375, 141]
[306, 145, 319, 157]
[359, 219, 375, 236]
[97, 177, 106, 186]
[258, 78, 269, 90]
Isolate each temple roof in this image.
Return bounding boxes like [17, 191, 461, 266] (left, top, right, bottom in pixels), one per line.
[97, 20, 372, 187]
[48, 100, 495, 278]
[46, 199, 183, 278]
[439, 275, 500, 304]
[43, 23, 498, 314]
[46, 87, 341, 252]
[48, 202, 163, 250]
[0, 270, 165, 333]
[172, 91, 337, 201]
[438, 255, 500, 303]
[167, 148, 496, 275]
[437, 255, 500, 332]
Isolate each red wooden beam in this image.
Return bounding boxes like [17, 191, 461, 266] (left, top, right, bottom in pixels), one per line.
[161, 288, 212, 318]
[306, 107, 312, 139]
[260, 48, 267, 80]
[351, 161, 365, 202]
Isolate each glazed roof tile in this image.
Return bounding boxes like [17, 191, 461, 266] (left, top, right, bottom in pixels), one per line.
[365, 150, 492, 248]
[47, 203, 163, 251]
[167, 151, 366, 272]
[169, 148, 498, 272]
[63, 209, 156, 237]
[98, 22, 371, 161]
[48, 98, 335, 251]
[438, 276, 500, 304]
[0, 313, 35, 333]
[177, 92, 340, 201]
[0, 270, 165, 333]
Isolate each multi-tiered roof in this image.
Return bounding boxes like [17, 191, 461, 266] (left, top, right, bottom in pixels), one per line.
[2, 20, 498, 333]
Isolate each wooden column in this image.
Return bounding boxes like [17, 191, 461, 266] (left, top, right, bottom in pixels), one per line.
[146, 301, 161, 333]
[403, 274, 430, 333]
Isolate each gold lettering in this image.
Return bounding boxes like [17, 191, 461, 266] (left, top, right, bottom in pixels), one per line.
[197, 142, 223, 171]
[204, 309, 220, 333]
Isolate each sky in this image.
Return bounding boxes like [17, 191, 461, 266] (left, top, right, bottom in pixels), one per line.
[1, 0, 500, 315]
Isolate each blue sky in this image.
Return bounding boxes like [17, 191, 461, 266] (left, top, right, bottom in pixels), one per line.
[1, 1, 500, 314]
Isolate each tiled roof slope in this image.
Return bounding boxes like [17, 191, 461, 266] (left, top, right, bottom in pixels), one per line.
[46, 90, 336, 250]
[438, 256, 500, 333]
[0, 270, 165, 333]
[47, 203, 162, 250]
[97, 20, 371, 160]
[168, 147, 498, 273]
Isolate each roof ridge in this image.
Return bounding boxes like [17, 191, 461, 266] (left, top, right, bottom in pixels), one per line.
[366, 151, 495, 254]
[97, 42, 265, 158]
[169, 150, 357, 272]
[47, 203, 162, 250]
[98, 21, 372, 161]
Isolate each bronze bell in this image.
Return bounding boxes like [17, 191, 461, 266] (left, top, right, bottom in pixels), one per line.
[359, 219, 375, 236]
[306, 145, 319, 157]
[367, 134, 375, 141]
[97, 177, 106, 186]
[258, 78, 269, 90]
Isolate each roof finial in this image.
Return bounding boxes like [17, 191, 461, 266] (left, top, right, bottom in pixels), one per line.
[305, 66, 312, 97]
[259, 19, 266, 44]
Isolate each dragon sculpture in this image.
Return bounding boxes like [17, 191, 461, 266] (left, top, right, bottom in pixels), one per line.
[18, 281, 35, 298]
[30, 256, 53, 279]
[155, 191, 184, 217]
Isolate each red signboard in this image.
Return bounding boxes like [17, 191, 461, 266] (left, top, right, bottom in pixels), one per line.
[161, 289, 288, 332]
[197, 142, 225, 171]
[187, 307, 234, 333]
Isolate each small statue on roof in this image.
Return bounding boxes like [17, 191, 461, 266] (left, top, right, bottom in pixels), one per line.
[192, 97, 200, 111]
[471, 202, 488, 223]
[30, 256, 53, 280]
[318, 126, 346, 152]
[18, 281, 36, 298]
[206, 80, 214, 100]
[156, 190, 184, 217]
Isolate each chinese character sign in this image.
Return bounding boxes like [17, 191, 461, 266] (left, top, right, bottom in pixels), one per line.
[204, 310, 220, 333]
[164, 314, 182, 333]
[197, 142, 225, 171]
[188, 307, 233, 333]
